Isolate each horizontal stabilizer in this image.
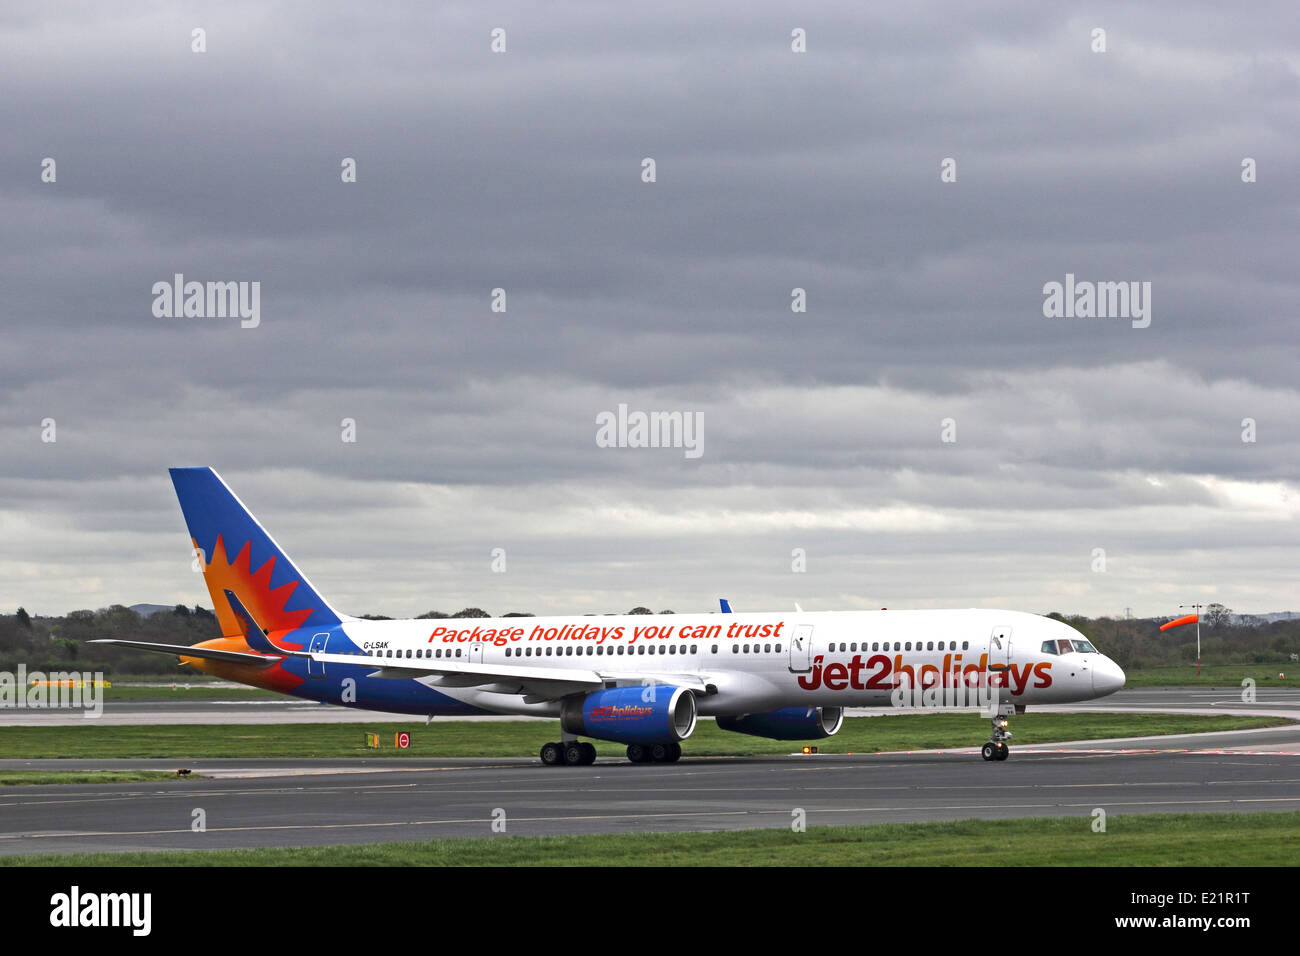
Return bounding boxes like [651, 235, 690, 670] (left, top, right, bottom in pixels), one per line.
[89, 639, 283, 668]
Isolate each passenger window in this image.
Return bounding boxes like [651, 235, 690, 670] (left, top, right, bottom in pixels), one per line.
[962, 641, 969, 651]
[774, 643, 781, 653]
[669, 645, 676, 655]
[926, 642, 933, 651]
[732, 645, 739, 654]
[455, 649, 462, 658]
[905, 642, 912, 651]
[406, 649, 412, 658]
[743, 644, 750, 653]
[711, 645, 717, 653]
[764, 643, 771, 653]
[691, 646, 698, 654]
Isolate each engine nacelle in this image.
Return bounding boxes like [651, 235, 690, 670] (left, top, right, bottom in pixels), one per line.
[716, 705, 844, 741]
[561, 685, 697, 745]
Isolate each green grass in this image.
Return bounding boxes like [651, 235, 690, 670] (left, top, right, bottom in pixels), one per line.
[4, 811, 1297, 866]
[0, 771, 198, 786]
[1123, 664, 1300, 688]
[0, 713, 1285, 760]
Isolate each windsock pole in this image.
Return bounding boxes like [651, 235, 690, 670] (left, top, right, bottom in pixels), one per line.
[1161, 607, 1204, 675]
[1179, 604, 1204, 675]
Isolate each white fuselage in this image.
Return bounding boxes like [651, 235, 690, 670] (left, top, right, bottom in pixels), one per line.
[315, 607, 1125, 717]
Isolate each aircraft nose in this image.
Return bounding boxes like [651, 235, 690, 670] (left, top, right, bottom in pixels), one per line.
[1092, 657, 1125, 696]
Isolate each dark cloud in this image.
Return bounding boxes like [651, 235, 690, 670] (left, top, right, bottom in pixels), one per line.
[2, 1, 1297, 617]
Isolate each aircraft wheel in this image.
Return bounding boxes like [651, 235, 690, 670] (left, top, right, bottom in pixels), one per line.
[667, 742, 682, 763]
[981, 742, 997, 762]
[995, 743, 1010, 761]
[650, 743, 670, 763]
[540, 742, 564, 766]
[579, 742, 597, 765]
[564, 742, 585, 765]
[627, 744, 649, 763]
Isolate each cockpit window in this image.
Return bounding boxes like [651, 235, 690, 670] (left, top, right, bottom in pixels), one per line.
[1040, 640, 1058, 655]
[1053, 638, 1098, 655]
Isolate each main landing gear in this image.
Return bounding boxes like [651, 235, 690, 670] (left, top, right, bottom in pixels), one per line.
[540, 740, 596, 766]
[626, 742, 682, 764]
[538, 740, 684, 765]
[981, 706, 1013, 761]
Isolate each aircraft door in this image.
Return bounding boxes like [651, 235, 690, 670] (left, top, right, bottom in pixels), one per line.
[308, 632, 329, 678]
[468, 641, 483, 664]
[989, 626, 1012, 703]
[788, 624, 814, 673]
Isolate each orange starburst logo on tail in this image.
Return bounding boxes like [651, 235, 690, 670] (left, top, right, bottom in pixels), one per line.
[196, 534, 313, 649]
[184, 534, 314, 692]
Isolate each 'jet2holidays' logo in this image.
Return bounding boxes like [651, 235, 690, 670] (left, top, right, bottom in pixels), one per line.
[50, 886, 151, 936]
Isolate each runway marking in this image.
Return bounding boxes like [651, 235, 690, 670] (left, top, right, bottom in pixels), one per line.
[7, 796, 1300, 843]
[0, 781, 423, 809]
[7, 767, 1300, 809]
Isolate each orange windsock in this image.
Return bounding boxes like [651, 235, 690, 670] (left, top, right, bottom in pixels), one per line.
[1160, 613, 1199, 631]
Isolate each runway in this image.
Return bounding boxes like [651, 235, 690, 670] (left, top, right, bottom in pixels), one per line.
[0, 686, 1296, 856]
[2, 734, 1299, 856]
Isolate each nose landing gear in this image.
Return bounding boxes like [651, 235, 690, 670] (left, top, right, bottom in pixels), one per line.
[981, 705, 1013, 761]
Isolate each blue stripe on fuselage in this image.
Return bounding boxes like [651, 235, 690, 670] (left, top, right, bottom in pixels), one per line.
[278, 627, 489, 716]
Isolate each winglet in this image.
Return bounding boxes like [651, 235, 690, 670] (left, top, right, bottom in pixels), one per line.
[719, 599, 732, 613]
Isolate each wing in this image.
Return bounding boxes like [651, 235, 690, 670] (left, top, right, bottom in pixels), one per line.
[89, 640, 711, 702]
[312, 651, 712, 700]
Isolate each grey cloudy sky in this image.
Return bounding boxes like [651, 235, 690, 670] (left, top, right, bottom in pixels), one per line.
[2, 1, 1297, 619]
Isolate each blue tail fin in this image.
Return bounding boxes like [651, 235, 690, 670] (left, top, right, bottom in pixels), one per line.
[169, 467, 343, 638]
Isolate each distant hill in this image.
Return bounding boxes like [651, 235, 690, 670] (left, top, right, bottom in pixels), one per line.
[1234, 611, 1297, 624]
[129, 604, 175, 618]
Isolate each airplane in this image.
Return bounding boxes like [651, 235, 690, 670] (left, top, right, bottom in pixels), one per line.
[93, 467, 1127, 765]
